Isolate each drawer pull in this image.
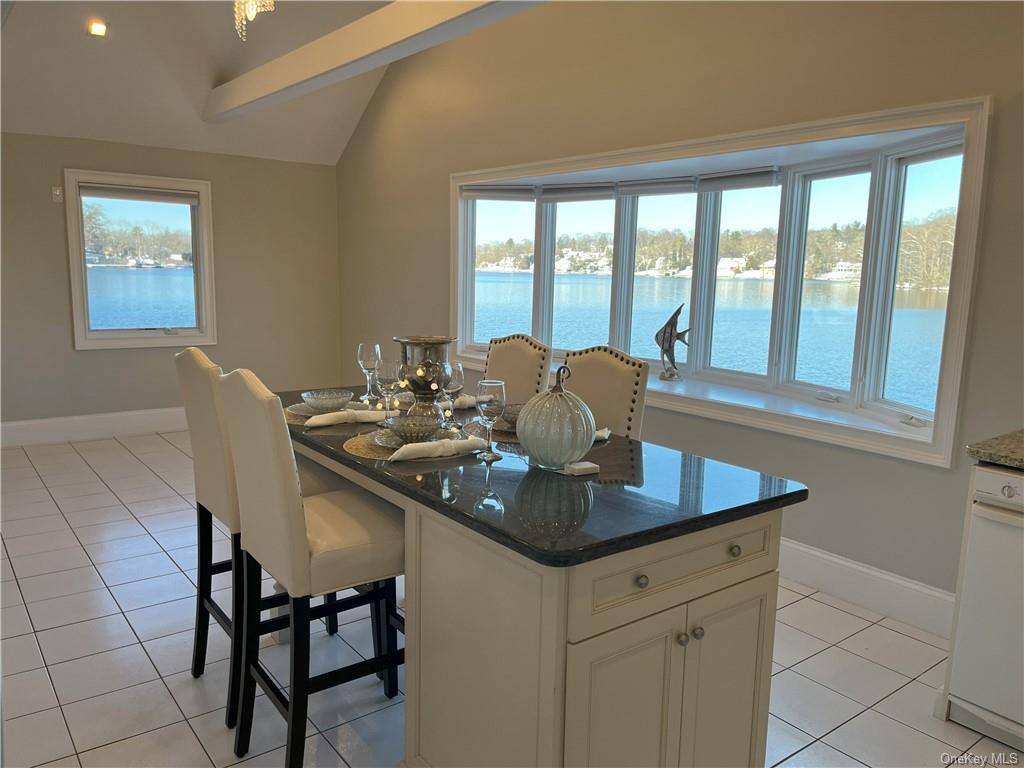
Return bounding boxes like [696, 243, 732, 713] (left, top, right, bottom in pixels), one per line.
[635, 574, 650, 589]
[676, 632, 690, 647]
[692, 626, 705, 640]
[728, 544, 742, 558]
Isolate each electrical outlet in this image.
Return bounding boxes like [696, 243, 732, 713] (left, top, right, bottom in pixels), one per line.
[51, 186, 64, 203]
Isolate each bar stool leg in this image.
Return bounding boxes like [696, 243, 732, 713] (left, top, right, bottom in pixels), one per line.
[224, 533, 244, 728]
[324, 592, 338, 635]
[369, 582, 384, 680]
[286, 596, 311, 768]
[233, 551, 262, 758]
[378, 579, 399, 698]
[191, 504, 213, 678]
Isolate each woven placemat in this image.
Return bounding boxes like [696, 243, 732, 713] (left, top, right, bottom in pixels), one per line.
[464, 420, 519, 443]
[342, 433, 394, 460]
[284, 407, 308, 425]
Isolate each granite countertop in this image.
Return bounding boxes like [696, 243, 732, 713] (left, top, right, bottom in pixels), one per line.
[966, 429, 1024, 470]
[280, 389, 809, 567]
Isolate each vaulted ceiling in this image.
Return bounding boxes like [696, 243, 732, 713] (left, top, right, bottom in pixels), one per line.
[1, 1, 390, 165]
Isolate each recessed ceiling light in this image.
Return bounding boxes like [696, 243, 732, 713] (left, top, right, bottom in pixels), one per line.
[87, 18, 107, 37]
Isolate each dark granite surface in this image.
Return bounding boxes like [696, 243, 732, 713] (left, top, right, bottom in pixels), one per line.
[281, 389, 809, 567]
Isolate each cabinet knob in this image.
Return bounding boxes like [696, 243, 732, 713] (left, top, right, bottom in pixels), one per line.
[635, 574, 650, 589]
[676, 632, 690, 646]
[692, 626, 705, 640]
[728, 544, 742, 558]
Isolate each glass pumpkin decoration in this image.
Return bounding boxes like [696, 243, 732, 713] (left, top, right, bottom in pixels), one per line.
[516, 365, 596, 471]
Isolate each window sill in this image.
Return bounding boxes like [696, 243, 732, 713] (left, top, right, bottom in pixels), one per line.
[74, 330, 217, 351]
[457, 349, 950, 467]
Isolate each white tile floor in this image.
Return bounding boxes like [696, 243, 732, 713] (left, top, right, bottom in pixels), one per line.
[1, 434, 1021, 767]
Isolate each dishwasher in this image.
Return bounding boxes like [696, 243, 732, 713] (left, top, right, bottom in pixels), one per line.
[939, 464, 1024, 750]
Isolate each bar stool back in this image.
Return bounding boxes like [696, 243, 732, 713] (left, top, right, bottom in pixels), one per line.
[563, 345, 650, 439]
[484, 334, 551, 405]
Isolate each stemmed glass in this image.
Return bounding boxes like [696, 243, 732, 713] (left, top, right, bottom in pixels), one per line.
[375, 361, 401, 417]
[356, 343, 381, 403]
[442, 362, 465, 427]
[476, 380, 506, 464]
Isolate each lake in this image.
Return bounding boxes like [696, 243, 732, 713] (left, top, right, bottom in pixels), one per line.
[86, 266, 197, 330]
[473, 271, 947, 412]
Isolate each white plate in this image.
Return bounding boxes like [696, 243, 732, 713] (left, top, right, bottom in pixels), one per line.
[286, 403, 316, 417]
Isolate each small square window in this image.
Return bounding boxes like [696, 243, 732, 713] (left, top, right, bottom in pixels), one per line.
[65, 170, 216, 350]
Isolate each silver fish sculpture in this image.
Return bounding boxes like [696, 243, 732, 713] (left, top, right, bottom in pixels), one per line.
[655, 304, 691, 380]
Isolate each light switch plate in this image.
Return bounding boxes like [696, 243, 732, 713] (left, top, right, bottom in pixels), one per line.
[51, 186, 64, 203]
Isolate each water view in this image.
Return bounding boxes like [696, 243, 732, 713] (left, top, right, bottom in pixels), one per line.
[473, 271, 947, 412]
[86, 266, 198, 330]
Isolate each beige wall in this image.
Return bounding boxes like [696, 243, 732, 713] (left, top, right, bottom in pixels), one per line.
[1, 133, 342, 420]
[334, 1, 1024, 591]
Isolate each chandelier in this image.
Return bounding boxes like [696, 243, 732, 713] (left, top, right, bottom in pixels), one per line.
[234, 0, 274, 41]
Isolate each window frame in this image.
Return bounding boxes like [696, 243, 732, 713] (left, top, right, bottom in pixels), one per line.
[64, 169, 217, 350]
[450, 98, 990, 467]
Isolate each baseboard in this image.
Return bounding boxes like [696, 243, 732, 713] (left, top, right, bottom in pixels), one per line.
[780, 537, 955, 639]
[2, 407, 187, 448]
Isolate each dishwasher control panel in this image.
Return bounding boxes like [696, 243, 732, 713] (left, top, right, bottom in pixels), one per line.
[974, 465, 1024, 512]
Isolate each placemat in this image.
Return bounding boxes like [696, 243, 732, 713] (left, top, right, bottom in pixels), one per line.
[284, 407, 308, 425]
[464, 420, 519, 443]
[342, 433, 395, 460]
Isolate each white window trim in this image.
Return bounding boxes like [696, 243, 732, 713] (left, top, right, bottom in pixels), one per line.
[449, 97, 991, 467]
[64, 169, 217, 350]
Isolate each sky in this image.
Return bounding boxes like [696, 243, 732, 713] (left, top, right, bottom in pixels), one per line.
[474, 154, 963, 242]
[83, 196, 192, 232]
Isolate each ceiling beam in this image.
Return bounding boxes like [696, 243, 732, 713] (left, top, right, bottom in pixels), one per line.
[204, 1, 536, 122]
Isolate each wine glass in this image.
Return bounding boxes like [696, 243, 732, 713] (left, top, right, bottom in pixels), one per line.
[375, 361, 401, 417]
[356, 343, 381, 403]
[443, 362, 465, 426]
[476, 380, 506, 464]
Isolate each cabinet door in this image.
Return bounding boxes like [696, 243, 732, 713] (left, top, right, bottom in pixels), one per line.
[565, 606, 687, 767]
[678, 572, 777, 768]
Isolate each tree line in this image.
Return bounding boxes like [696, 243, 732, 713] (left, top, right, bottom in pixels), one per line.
[475, 209, 956, 289]
[82, 202, 193, 264]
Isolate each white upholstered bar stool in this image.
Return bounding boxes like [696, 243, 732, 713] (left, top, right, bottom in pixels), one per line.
[484, 333, 551, 405]
[563, 345, 650, 439]
[218, 368, 405, 768]
[174, 348, 349, 729]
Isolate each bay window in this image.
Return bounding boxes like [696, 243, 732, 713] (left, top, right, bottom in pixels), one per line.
[452, 99, 989, 466]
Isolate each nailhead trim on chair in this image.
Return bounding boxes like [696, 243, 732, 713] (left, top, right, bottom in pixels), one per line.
[564, 345, 648, 439]
[485, 334, 551, 396]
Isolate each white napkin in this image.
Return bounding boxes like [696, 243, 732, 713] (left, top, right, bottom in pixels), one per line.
[595, 427, 611, 441]
[438, 394, 493, 411]
[305, 410, 390, 428]
[389, 436, 487, 462]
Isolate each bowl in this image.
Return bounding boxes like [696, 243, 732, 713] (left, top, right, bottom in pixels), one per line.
[497, 403, 524, 430]
[385, 415, 441, 444]
[301, 389, 354, 413]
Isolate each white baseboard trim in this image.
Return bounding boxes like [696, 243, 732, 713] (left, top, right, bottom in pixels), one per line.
[2, 407, 187, 448]
[780, 537, 955, 639]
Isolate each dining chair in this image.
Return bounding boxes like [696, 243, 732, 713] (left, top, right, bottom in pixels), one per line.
[563, 345, 649, 439]
[484, 334, 551, 405]
[174, 348, 349, 729]
[219, 368, 405, 768]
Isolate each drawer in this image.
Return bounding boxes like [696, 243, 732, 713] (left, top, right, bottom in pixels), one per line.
[567, 510, 781, 642]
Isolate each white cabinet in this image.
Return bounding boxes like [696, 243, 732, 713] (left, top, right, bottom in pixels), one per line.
[565, 607, 686, 767]
[564, 573, 776, 768]
[678, 572, 776, 768]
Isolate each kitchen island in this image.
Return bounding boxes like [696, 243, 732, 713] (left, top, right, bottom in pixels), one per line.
[280, 390, 809, 767]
